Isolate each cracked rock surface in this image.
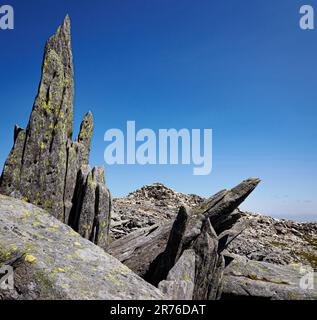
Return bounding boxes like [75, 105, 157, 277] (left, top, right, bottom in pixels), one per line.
[0, 195, 163, 300]
[0, 16, 111, 247]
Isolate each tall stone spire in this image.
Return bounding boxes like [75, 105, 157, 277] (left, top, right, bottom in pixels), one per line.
[0, 16, 111, 248]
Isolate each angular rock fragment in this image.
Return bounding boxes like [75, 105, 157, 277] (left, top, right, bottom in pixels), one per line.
[64, 112, 94, 223]
[108, 222, 173, 277]
[69, 166, 112, 248]
[148, 206, 190, 285]
[158, 249, 195, 300]
[194, 178, 260, 234]
[147, 178, 261, 299]
[0, 17, 111, 247]
[217, 218, 249, 254]
[191, 218, 220, 300]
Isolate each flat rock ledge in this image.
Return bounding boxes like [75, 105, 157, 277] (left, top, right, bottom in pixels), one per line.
[222, 254, 317, 300]
[0, 195, 164, 300]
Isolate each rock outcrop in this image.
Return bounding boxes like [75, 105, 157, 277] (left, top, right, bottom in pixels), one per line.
[109, 178, 261, 300]
[0, 195, 163, 300]
[0, 16, 111, 247]
[222, 254, 317, 300]
[148, 178, 260, 300]
[109, 179, 317, 300]
[111, 183, 317, 271]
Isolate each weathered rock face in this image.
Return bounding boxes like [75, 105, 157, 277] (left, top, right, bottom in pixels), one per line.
[109, 179, 317, 300]
[158, 249, 196, 300]
[0, 195, 163, 300]
[108, 222, 173, 277]
[146, 178, 260, 300]
[69, 166, 112, 248]
[0, 17, 111, 247]
[0, 16, 74, 220]
[222, 254, 317, 300]
[109, 178, 261, 300]
[111, 183, 317, 271]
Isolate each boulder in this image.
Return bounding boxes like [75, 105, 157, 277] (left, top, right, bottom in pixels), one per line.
[0, 195, 163, 300]
[222, 254, 317, 300]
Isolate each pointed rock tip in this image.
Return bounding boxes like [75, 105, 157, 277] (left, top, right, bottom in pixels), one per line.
[62, 14, 71, 30]
[84, 111, 93, 120]
[245, 177, 261, 185]
[81, 111, 94, 126]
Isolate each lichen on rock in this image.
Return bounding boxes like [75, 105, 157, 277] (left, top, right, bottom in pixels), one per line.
[0, 16, 111, 247]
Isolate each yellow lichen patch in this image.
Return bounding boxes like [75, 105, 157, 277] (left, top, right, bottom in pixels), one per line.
[10, 244, 18, 251]
[100, 221, 108, 229]
[108, 273, 123, 286]
[32, 221, 41, 227]
[0, 249, 14, 261]
[74, 242, 81, 247]
[23, 210, 32, 218]
[40, 142, 46, 150]
[58, 268, 65, 273]
[42, 98, 51, 114]
[25, 254, 37, 264]
[46, 223, 59, 233]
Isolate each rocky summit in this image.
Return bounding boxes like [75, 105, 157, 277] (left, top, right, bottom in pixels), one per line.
[0, 16, 316, 301]
[111, 183, 203, 239]
[111, 183, 317, 271]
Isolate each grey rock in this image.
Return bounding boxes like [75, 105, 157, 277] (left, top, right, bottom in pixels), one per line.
[0, 195, 164, 300]
[191, 217, 220, 300]
[64, 112, 94, 223]
[218, 218, 249, 253]
[195, 178, 261, 234]
[0, 16, 74, 220]
[225, 212, 317, 270]
[0, 17, 111, 247]
[222, 254, 317, 300]
[112, 179, 317, 273]
[111, 183, 204, 240]
[158, 249, 195, 300]
[68, 166, 111, 248]
[108, 223, 173, 277]
[110, 178, 260, 300]
[147, 178, 261, 300]
[149, 206, 190, 286]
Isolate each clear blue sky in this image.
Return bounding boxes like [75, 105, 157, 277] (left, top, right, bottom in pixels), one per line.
[0, 0, 316, 221]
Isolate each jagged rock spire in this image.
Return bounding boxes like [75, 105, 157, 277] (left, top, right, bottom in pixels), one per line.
[0, 16, 111, 248]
